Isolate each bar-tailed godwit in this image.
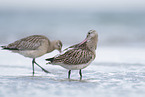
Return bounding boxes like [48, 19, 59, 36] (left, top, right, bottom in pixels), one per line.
[46, 30, 98, 80]
[1, 35, 62, 75]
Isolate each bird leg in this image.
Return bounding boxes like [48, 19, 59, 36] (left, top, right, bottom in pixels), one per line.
[79, 69, 82, 80]
[68, 70, 71, 79]
[32, 58, 50, 73]
[32, 59, 35, 75]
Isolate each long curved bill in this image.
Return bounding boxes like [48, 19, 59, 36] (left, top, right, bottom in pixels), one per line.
[79, 38, 88, 46]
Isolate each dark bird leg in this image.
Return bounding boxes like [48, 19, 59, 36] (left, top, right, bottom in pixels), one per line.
[68, 70, 71, 79]
[32, 59, 35, 75]
[79, 69, 82, 80]
[32, 58, 50, 73]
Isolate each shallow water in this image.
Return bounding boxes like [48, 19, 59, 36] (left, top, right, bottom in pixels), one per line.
[0, 63, 145, 97]
[0, 47, 145, 97]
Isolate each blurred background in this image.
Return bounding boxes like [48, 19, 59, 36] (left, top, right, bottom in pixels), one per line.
[0, 1, 145, 97]
[0, 0, 145, 47]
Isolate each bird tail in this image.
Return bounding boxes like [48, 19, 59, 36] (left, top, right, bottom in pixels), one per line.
[1, 46, 7, 49]
[1, 46, 19, 50]
[46, 58, 54, 64]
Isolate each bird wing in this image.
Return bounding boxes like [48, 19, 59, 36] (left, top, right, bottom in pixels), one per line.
[53, 48, 94, 65]
[3, 35, 48, 50]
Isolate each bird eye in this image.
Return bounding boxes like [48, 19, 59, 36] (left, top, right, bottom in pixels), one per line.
[58, 44, 60, 47]
[88, 32, 91, 34]
[57, 43, 62, 48]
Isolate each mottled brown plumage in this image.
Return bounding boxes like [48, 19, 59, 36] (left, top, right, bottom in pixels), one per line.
[46, 30, 98, 80]
[4, 35, 49, 50]
[1, 35, 63, 75]
[53, 43, 94, 65]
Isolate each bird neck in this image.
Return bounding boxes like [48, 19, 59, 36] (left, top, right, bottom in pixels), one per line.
[47, 40, 56, 53]
[86, 38, 98, 52]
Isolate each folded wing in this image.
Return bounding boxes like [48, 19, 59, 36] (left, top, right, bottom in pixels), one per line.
[52, 49, 94, 65]
[2, 35, 48, 50]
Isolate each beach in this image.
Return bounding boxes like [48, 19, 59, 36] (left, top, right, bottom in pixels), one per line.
[0, 1, 145, 96]
[0, 46, 145, 97]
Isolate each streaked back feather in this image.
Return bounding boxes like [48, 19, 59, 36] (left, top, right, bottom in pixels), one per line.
[4, 35, 50, 50]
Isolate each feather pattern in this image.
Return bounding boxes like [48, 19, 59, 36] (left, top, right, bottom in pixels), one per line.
[3, 35, 50, 50]
[1, 34, 63, 74]
[46, 30, 98, 79]
[50, 42, 95, 65]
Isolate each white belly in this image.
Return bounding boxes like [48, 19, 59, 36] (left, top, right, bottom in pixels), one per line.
[58, 59, 93, 70]
[11, 42, 48, 58]
[60, 63, 89, 70]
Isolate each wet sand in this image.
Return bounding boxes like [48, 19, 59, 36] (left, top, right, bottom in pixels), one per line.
[0, 46, 145, 97]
